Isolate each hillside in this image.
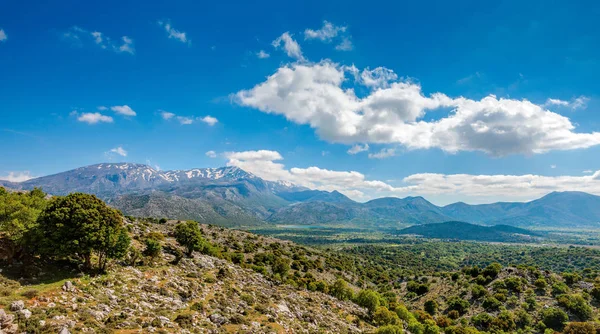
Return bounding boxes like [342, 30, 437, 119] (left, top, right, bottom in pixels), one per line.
[398, 221, 541, 242]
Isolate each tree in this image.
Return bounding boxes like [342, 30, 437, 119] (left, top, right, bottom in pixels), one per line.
[174, 221, 204, 257]
[34, 193, 129, 271]
[564, 322, 600, 334]
[541, 307, 568, 331]
[0, 187, 46, 260]
[330, 278, 353, 301]
[447, 296, 469, 315]
[356, 289, 382, 313]
[143, 238, 162, 261]
[372, 306, 400, 326]
[424, 300, 438, 315]
[482, 262, 502, 278]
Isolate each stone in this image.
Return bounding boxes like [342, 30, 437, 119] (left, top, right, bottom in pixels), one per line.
[9, 300, 24, 311]
[18, 309, 32, 319]
[58, 327, 70, 334]
[62, 281, 74, 292]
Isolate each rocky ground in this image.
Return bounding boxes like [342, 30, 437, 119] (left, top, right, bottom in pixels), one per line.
[0, 222, 372, 333]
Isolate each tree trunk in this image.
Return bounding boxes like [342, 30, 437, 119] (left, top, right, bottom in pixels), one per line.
[84, 253, 92, 271]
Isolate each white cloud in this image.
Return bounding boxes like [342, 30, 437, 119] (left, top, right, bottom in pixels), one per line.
[118, 36, 135, 54]
[205, 150, 217, 158]
[110, 146, 127, 157]
[111, 105, 136, 116]
[272, 32, 304, 61]
[176, 116, 194, 125]
[160, 110, 175, 120]
[200, 116, 218, 126]
[76, 112, 113, 124]
[63, 26, 135, 55]
[0, 29, 7, 42]
[550, 164, 557, 169]
[235, 61, 600, 156]
[158, 20, 190, 45]
[0, 171, 33, 183]
[257, 50, 270, 59]
[544, 96, 590, 110]
[368, 148, 396, 159]
[583, 170, 594, 174]
[335, 37, 353, 51]
[545, 98, 569, 107]
[161, 111, 218, 126]
[223, 149, 600, 203]
[360, 67, 398, 88]
[304, 21, 346, 41]
[97, 106, 108, 111]
[347, 144, 369, 155]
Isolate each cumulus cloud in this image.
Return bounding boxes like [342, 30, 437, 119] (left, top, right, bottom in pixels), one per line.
[272, 32, 304, 61]
[200, 116, 218, 126]
[111, 105, 136, 116]
[368, 148, 396, 159]
[347, 143, 369, 155]
[109, 146, 127, 157]
[0, 171, 34, 182]
[205, 150, 217, 158]
[158, 20, 190, 45]
[63, 26, 135, 54]
[360, 67, 398, 88]
[235, 61, 600, 156]
[304, 21, 346, 41]
[223, 149, 600, 203]
[257, 50, 270, 59]
[76, 112, 113, 124]
[0, 29, 7, 42]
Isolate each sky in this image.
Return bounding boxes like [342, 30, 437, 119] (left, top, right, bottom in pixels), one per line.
[1, 0, 600, 205]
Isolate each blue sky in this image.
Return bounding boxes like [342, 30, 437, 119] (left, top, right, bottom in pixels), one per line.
[1, 0, 600, 204]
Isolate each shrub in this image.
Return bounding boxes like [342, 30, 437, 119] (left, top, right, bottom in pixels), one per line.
[534, 278, 548, 290]
[482, 263, 502, 278]
[472, 313, 493, 330]
[482, 296, 502, 311]
[471, 284, 487, 299]
[541, 307, 568, 331]
[330, 279, 353, 301]
[446, 297, 469, 315]
[373, 306, 400, 326]
[174, 221, 205, 257]
[424, 299, 438, 315]
[556, 294, 593, 321]
[143, 238, 162, 260]
[563, 322, 600, 334]
[356, 289, 382, 314]
[491, 310, 515, 332]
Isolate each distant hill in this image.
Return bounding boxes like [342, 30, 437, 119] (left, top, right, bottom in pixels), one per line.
[398, 221, 541, 242]
[3, 163, 600, 228]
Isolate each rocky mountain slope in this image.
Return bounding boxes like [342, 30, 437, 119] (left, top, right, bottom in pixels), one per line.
[3, 163, 600, 228]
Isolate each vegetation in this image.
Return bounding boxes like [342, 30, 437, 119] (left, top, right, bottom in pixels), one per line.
[3, 187, 600, 333]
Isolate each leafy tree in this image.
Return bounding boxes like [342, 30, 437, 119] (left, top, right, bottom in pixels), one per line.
[557, 294, 593, 321]
[273, 257, 291, 276]
[482, 262, 502, 278]
[330, 278, 353, 301]
[491, 311, 515, 332]
[541, 307, 568, 331]
[34, 193, 129, 271]
[356, 289, 382, 313]
[534, 277, 548, 290]
[563, 322, 600, 334]
[471, 284, 487, 299]
[174, 221, 205, 257]
[482, 296, 502, 311]
[471, 313, 493, 330]
[0, 187, 46, 260]
[373, 306, 400, 326]
[143, 238, 162, 261]
[424, 299, 438, 315]
[447, 296, 469, 315]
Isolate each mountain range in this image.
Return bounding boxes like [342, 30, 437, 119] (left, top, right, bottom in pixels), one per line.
[2, 162, 600, 229]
